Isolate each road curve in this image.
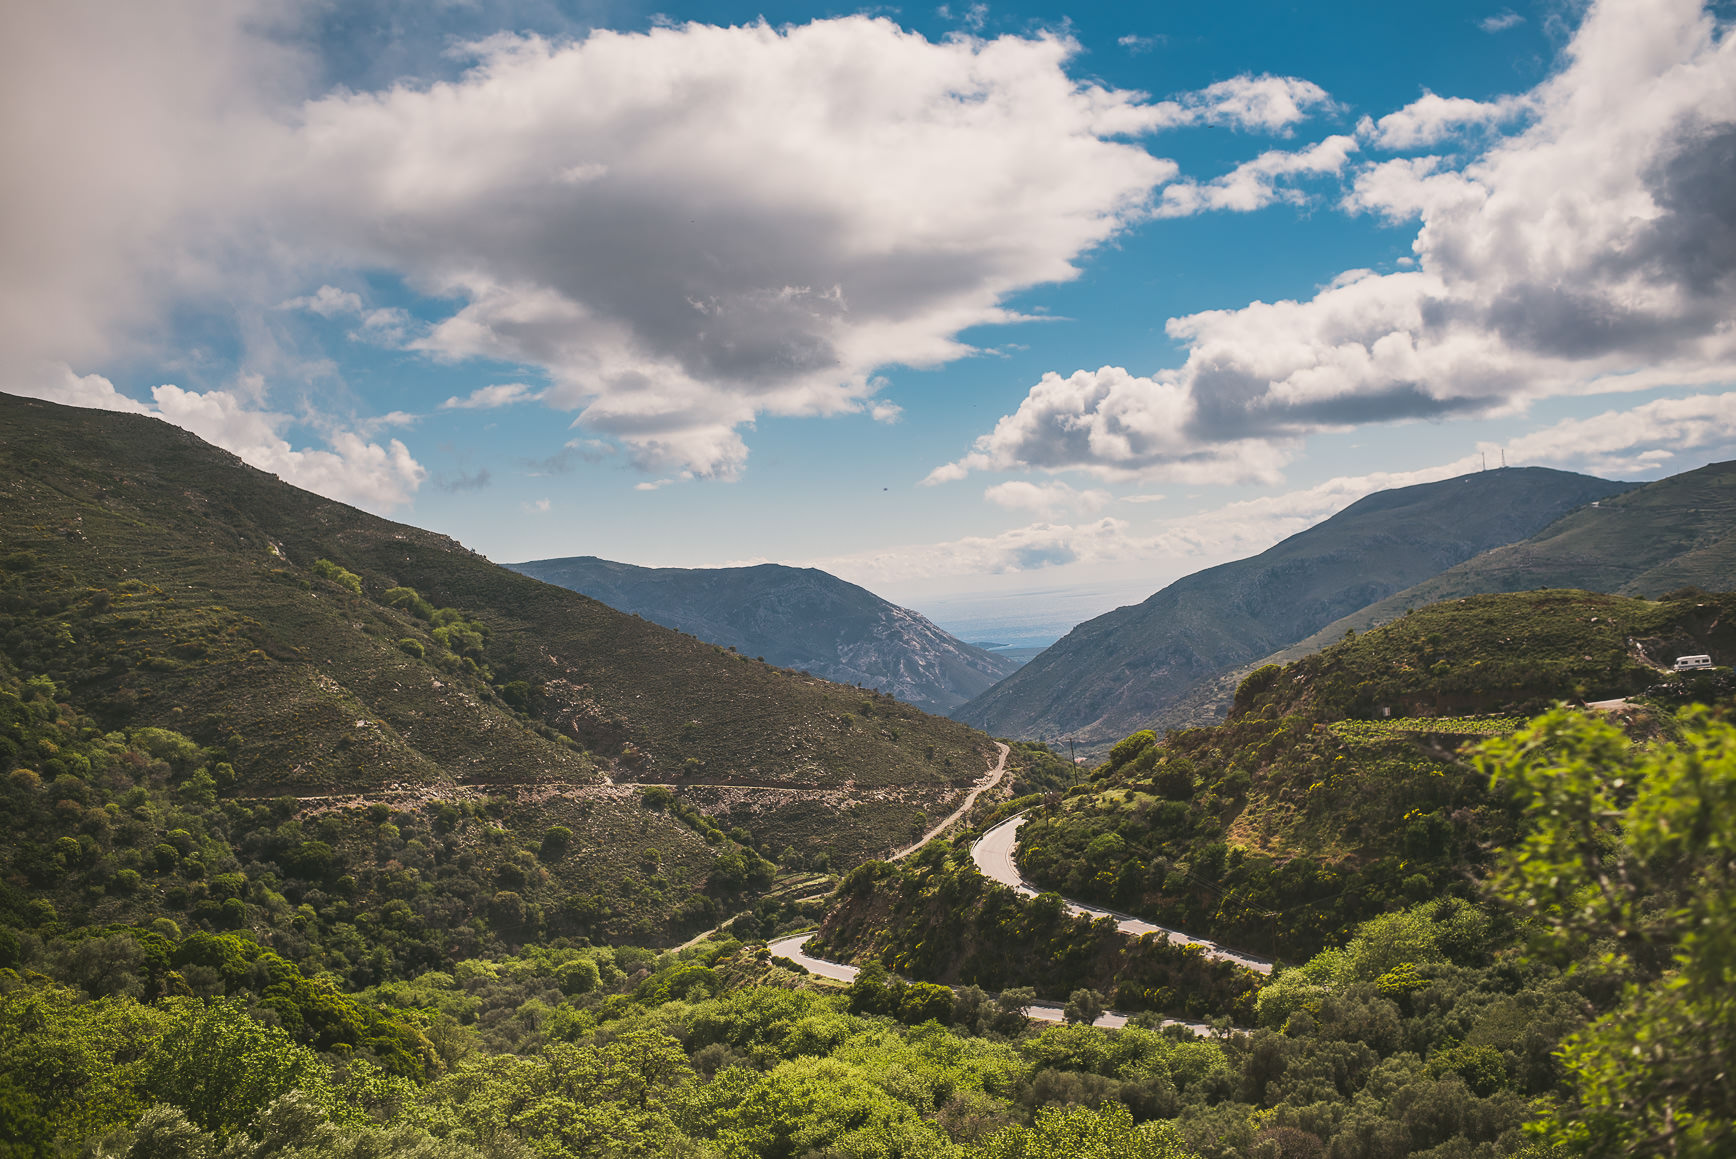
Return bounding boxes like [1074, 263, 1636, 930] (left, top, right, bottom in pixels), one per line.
[972, 816, 1274, 975]
[766, 934, 1209, 1034]
[890, 742, 1011, 860]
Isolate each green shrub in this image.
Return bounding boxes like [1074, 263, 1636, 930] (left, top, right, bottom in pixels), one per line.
[310, 559, 362, 595]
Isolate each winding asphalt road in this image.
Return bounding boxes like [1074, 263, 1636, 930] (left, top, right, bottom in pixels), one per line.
[972, 815, 1274, 975]
[677, 742, 1011, 950]
[767, 796, 1280, 1033]
[766, 932, 1192, 1031]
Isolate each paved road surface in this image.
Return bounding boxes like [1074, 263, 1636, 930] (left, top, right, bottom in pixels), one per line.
[972, 815, 1274, 975]
[678, 742, 1010, 950]
[766, 934, 1210, 1034]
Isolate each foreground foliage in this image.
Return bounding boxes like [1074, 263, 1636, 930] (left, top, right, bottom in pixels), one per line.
[1481, 709, 1736, 1158]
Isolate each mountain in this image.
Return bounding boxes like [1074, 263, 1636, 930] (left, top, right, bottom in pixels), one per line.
[1003, 586, 1736, 961]
[508, 556, 1021, 712]
[950, 467, 1633, 748]
[1267, 459, 1736, 664]
[0, 392, 996, 905]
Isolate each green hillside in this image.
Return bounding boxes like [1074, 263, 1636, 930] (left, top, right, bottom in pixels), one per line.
[0, 392, 995, 911]
[951, 467, 1631, 750]
[9, 699, 1732, 1159]
[4, 397, 1734, 1156]
[1270, 459, 1736, 664]
[1011, 588, 1734, 959]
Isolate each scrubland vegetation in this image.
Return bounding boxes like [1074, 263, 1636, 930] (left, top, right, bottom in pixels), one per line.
[10, 701, 1732, 1157]
[3, 399, 1733, 1157]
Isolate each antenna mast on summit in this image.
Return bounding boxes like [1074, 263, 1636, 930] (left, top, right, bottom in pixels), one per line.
[1501, 448, 1506, 468]
[1481, 451, 1487, 471]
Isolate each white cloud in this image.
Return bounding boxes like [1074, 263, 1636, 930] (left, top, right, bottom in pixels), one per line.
[1340, 156, 1486, 223]
[281, 285, 364, 317]
[1117, 34, 1161, 54]
[355, 307, 415, 344]
[1498, 393, 1736, 475]
[1120, 492, 1167, 504]
[14, 365, 155, 415]
[1480, 10, 1525, 32]
[10, 365, 427, 512]
[0, 2, 294, 379]
[869, 400, 904, 424]
[279, 286, 416, 344]
[984, 479, 1110, 517]
[926, 364, 1295, 484]
[525, 497, 551, 512]
[935, 0, 1736, 483]
[1146, 75, 1335, 134]
[0, 10, 1355, 484]
[440, 382, 542, 410]
[1155, 134, 1358, 217]
[9, 12, 1260, 482]
[284, 19, 1189, 478]
[817, 517, 1131, 584]
[354, 409, 420, 436]
[635, 477, 675, 491]
[1363, 91, 1531, 149]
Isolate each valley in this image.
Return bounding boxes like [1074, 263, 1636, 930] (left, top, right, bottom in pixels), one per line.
[3, 393, 1732, 1159]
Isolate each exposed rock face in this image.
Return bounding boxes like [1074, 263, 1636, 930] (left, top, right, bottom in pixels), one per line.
[508, 556, 1022, 712]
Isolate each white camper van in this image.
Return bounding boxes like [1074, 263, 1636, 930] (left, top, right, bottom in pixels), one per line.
[1673, 654, 1714, 672]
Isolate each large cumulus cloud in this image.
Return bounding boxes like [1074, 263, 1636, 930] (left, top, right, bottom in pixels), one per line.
[2, 6, 1343, 484]
[282, 20, 1187, 477]
[934, 0, 1736, 484]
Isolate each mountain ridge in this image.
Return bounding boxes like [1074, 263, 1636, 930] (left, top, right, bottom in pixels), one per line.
[1266, 458, 1736, 666]
[950, 466, 1634, 748]
[0, 391, 995, 875]
[508, 555, 1020, 712]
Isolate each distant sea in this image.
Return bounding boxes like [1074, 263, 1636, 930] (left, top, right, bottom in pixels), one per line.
[910, 580, 1153, 651]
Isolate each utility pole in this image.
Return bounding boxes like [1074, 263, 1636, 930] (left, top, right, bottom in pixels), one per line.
[1066, 736, 1077, 779]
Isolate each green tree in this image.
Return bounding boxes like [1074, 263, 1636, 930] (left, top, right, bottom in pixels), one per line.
[897, 982, 954, 1026]
[142, 999, 332, 1137]
[1061, 989, 1104, 1026]
[979, 1102, 1197, 1158]
[311, 560, 363, 595]
[1480, 707, 1736, 1157]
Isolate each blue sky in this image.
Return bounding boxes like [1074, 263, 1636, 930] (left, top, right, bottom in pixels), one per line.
[6, 0, 1736, 644]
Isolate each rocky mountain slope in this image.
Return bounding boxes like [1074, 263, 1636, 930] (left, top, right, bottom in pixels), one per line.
[950, 467, 1632, 748]
[509, 556, 1021, 712]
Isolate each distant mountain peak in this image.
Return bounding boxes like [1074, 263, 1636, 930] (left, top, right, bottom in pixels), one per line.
[508, 555, 1021, 712]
